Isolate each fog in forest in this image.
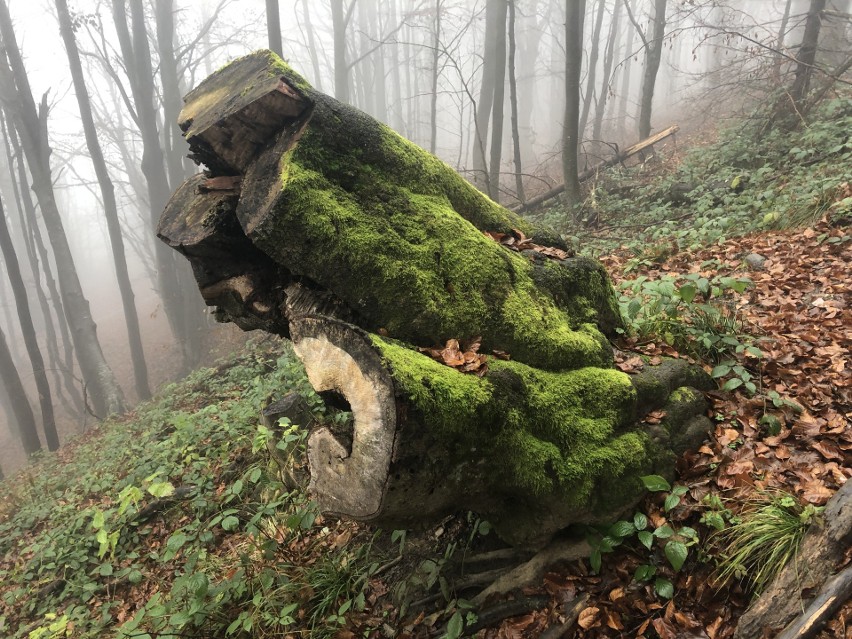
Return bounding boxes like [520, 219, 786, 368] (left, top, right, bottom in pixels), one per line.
[0, 0, 848, 474]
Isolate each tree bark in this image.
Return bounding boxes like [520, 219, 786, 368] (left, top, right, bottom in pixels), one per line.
[159, 51, 714, 548]
[487, 0, 509, 203]
[789, 0, 828, 107]
[56, 0, 151, 402]
[332, 0, 351, 103]
[507, 0, 525, 203]
[616, 0, 636, 139]
[300, 0, 324, 92]
[0, 0, 125, 416]
[0, 195, 58, 449]
[637, 0, 667, 139]
[0, 321, 40, 456]
[593, 0, 622, 155]
[472, 0, 501, 196]
[429, 0, 442, 154]
[562, 0, 586, 209]
[265, 0, 283, 57]
[579, 0, 607, 143]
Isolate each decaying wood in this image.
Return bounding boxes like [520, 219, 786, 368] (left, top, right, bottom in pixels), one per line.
[774, 565, 852, 639]
[540, 593, 591, 639]
[159, 51, 713, 548]
[512, 124, 680, 214]
[734, 479, 852, 639]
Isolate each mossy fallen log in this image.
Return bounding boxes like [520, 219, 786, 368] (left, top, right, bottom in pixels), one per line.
[158, 50, 713, 547]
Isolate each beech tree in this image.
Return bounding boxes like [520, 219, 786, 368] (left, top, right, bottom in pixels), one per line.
[562, 0, 586, 208]
[0, 318, 40, 456]
[0, 0, 125, 417]
[56, 0, 151, 402]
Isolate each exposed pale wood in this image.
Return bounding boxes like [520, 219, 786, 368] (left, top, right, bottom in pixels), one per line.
[513, 124, 680, 213]
[774, 565, 852, 639]
[734, 480, 852, 639]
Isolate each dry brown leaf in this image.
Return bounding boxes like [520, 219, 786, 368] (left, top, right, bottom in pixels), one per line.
[577, 606, 601, 630]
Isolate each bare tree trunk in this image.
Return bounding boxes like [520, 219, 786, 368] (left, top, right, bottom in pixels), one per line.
[616, 0, 636, 139]
[429, 0, 442, 154]
[0, 196, 58, 449]
[3, 112, 82, 413]
[507, 0, 525, 203]
[300, 0, 324, 91]
[563, 0, 586, 209]
[473, 0, 500, 195]
[371, 0, 388, 122]
[265, 0, 283, 57]
[0, 320, 40, 455]
[332, 0, 351, 103]
[773, 0, 795, 83]
[488, 0, 509, 203]
[56, 0, 151, 402]
[388, 0, 403, 131]
[579, 0, 607, 143]
[637, 0, 667, 138]
[593, 0, 622, 154]
[113, 0, 201, 372]
[790, 0, 827, 105]
[0, 0, 125, 417]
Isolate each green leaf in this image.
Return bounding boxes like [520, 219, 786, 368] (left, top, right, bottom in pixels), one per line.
[128, 569, 143, 584]
[634, 564, 655, 581]
[678, 284, 697, 303]
[665, 540, 689, 571]
[609, 520, 635, 538]
[221, 516, 240, 532]
[711, 364, 732, 378]
[634, 512, 648, 531]
[701, 511, 726, 531]
[92, 509, 105, 530]
[98, 563, 113, 577]
[723, 378, 744, 391]
[147, 481, 175, 498]
[589, 549, 602, 574]
[446, 611, 464, 639]
[638, 531, 654, 550]
[641, 475, 672, 492]
[655, 577, 674, 599]
[653, 525, 675, 539]
[166, 532, 187, 552]
[679, 526, 698, 541]
[664, 494, 681, 512]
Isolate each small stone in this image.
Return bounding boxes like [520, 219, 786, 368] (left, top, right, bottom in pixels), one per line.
[744, 253, 767, 270]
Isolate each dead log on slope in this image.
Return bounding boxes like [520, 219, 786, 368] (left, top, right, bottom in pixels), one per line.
[512, 125, 680, 214]
[158, 51, 712, 547]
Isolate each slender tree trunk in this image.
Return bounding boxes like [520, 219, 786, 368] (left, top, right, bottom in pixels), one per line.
[388, 0, 403, 131]
[372, 0, 388, 122]
[0, 320, 40, 455]
[332, 0, 350, 103]
[113, 0, 201, 372]
[488, 0, 509, 203]
[593, 0, 622, 154]
[563, 0, 586, 209]
[3, 112, 81, 412]
[301, 0, 324, 91]
[507, 0, 525, 203]
[637, 0, 667, 138]
[616, 0, 636, 140]
[56, 0, 151, 401]
[266, 0, 283, 57]
[473, 0, 499, 195]
[773, 0, 794, 83]
[0, 0, 125, 416]
[0, 196, 58, 449]
[579, 0, 607, 142]
[789, 0, 827, 105]
[429, 0, 442, 154]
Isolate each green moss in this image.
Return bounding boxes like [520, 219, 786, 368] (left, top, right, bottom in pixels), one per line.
[370, 337, 647, 503]
[245, 83, 619, 370]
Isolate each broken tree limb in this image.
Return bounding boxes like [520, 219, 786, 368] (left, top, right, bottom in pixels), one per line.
[512, 124, 680, 214]
[159, 51, 713, 547]
[774, 565, 852, 639]
[734, 479, 852, 639]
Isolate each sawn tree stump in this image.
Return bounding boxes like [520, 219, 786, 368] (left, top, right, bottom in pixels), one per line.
[158, 50, 714, 547]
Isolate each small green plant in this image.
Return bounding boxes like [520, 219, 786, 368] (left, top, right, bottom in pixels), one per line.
[710, 491, 821, 596]
[586, 475, 699, 599]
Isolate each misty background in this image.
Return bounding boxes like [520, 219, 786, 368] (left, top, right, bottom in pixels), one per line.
[0, 0, 848, 474]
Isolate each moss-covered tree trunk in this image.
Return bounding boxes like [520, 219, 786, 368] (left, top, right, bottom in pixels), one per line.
[159, 51, 713, 547]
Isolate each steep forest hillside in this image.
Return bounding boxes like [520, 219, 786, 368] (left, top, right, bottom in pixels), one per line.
[1, 94, 849, 638]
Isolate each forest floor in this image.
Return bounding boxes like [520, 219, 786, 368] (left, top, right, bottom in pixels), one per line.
[0, 97, 850, 639]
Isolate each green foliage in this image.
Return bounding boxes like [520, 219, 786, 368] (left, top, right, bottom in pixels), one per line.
[0, 340, 378, 638]
[709, 492, 820, 597]
[586, 476, 699, 600]
[617, 273, 763, 392]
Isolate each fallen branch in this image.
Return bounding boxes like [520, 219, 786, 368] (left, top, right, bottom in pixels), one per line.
[462, 594, 550, 636]
[540, 593, 591, 639]
[512, 125, 679, 214]
[774, 564, 852, 639]
[132, 485, 196, 524]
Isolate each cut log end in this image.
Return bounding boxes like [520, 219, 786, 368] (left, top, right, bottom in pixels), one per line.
[291, 316, 397, 519]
